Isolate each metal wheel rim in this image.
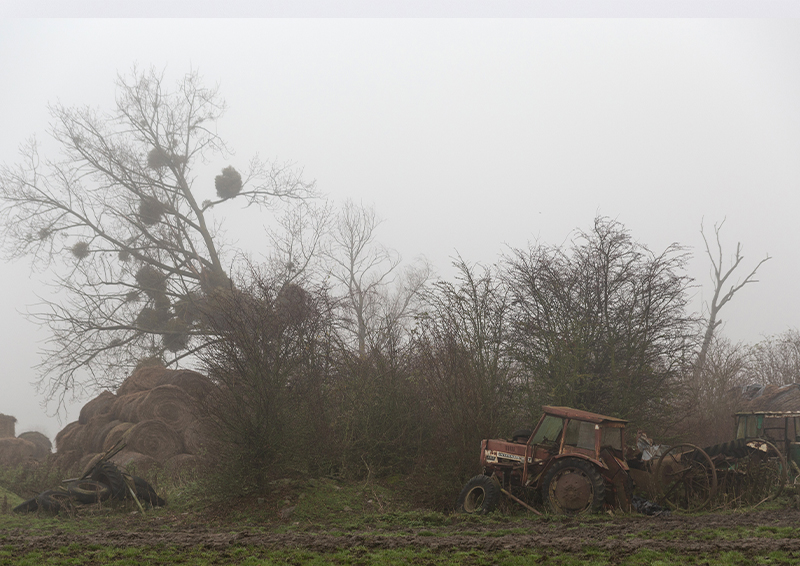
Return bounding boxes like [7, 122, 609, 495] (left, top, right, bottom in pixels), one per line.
[463, 486, 487, 512]
[549, 468, 594, 513]
[655, 443, 717, 511]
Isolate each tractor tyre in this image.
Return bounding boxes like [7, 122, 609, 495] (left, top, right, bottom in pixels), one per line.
[542, 457, 606, 515]
[512, 429, 532, 443]
[12, 498, 39, 513]
[36, 490, 76, 514]
[90, 462, 127, 500]
[66, 479, 112, 504]
[132, 476, 166, 507]
[455, 475, 500, 515]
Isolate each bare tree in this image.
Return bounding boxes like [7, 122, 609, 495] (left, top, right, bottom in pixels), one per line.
[0, 67, 315, 402]
[326, 200, 429, 356]
[263, 201, 332, 285]
[696, 219, 770, 377]
[747, 329, 800, 385]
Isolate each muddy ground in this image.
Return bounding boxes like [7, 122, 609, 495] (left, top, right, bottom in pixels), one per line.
[4, 508, 800, 559]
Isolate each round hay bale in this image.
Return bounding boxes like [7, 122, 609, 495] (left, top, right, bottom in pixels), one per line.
[110, 391, 149, 423]
[55, 421, 86, 453]
[85, 418, 120, 454]
[156, 370, 213, 401]
[110, 450, 159, 474]
[78, 391, 117, 424]
[138, 385, 195, 434]
[17, 431, 52, 460]
[124, 419, 183, 462]
[117, 365, 169, 397]
[102, 422, 135, 452]
[0, 414, 17, 439]
[164, 453, 203, 476]
[183, 419, 211, 455]
[52, 448, 82, 472]
[0, 437, 37, 467]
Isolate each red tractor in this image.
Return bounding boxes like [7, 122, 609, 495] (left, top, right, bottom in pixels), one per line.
[456, 406, 632, 514]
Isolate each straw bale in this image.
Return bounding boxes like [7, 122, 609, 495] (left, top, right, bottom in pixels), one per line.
[0, 414, 16, 439]
[138, 385, 195, 434]
[110, 450, 159, 474]
[165, 453, 203, 476]
[110, 390, 149, 423]
[52, 449, 82, 472]
[124, 419, 184, 462]
[738, 383, 800, 413]
[117, 365, 169, 396]
[183, 419, 211, 455]
[85, 418, 120, 454]
[156, 370, 213, 401]
[55, 421, 87, 453]
[17, 431, 51, 460]
[78, 390, 117, 424]
[102, 422, 135, 452]
[0, 437, 37, 467]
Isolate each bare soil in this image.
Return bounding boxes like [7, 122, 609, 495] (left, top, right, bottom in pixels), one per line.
[4, 508, 800, 560]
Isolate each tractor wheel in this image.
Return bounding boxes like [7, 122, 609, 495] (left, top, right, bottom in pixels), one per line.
[66, 479, 112, 504]
[542, 458, 606, 515]
[90, 462, 127, 500]
[132, 476, 166, 507]
[12, 498, 39, 513]
[655, 444, 717, 511]
[36, 490, 76, 514]
[512, 429, 532, 443]
[455, 475, 500, 515]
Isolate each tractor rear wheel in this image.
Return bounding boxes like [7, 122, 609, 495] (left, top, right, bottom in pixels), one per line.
[455, 475, 500, 515]
[542, 457, 606, 514]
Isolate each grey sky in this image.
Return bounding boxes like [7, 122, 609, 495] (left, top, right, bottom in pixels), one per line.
[1, 15, 798, 440]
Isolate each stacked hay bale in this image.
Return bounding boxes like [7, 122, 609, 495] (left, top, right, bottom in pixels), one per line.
[54, 367, 213, 475]
[0, 414, 16, 438]
[0, 414, 52, 468]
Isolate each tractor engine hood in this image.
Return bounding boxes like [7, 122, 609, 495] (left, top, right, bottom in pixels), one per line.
[481, 438, 533, 467]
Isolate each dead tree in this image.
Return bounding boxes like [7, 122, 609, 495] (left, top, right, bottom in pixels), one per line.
[696, 219, 770, 377]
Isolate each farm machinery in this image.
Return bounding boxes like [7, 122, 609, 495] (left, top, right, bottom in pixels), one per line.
[456, 406, 788, 515]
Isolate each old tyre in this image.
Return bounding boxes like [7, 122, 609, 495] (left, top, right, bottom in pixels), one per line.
[132, 476, 166, 507]
[36, 490, 76, 514]
[542, 457, 606, 514]
[90, 461, 127, 500]
[655, 444, 717, 511]
[12, 498, 39, 513]
[455, 475, 500, 514]
[66, 479, 112, 504]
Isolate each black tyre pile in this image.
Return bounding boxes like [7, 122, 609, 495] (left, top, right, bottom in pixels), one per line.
[12, 460, 165, 514]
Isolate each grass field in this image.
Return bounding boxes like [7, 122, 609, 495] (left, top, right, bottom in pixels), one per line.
[3, 472, 800, 565]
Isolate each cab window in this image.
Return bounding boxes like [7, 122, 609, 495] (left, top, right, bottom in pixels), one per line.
[530, 415, 563, 445]
[564, 419, 596, 451]
[601, 426, 623, 450]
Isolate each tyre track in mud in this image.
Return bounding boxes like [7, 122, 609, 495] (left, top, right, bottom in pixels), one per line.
[4, 509, 800, 558]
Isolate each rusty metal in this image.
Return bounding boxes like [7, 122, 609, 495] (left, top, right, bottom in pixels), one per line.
[654, 444, 717, 511]
[500, 488, 542, 515]
[541, 406, 628, 425]
[462, 405, 632, 515]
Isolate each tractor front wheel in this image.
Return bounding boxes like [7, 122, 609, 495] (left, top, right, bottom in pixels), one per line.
[542, 457, 606, 514]
[455, 475, 500, 514]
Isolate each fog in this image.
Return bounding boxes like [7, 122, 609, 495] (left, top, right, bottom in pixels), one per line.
[1, 12, 799, 440]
